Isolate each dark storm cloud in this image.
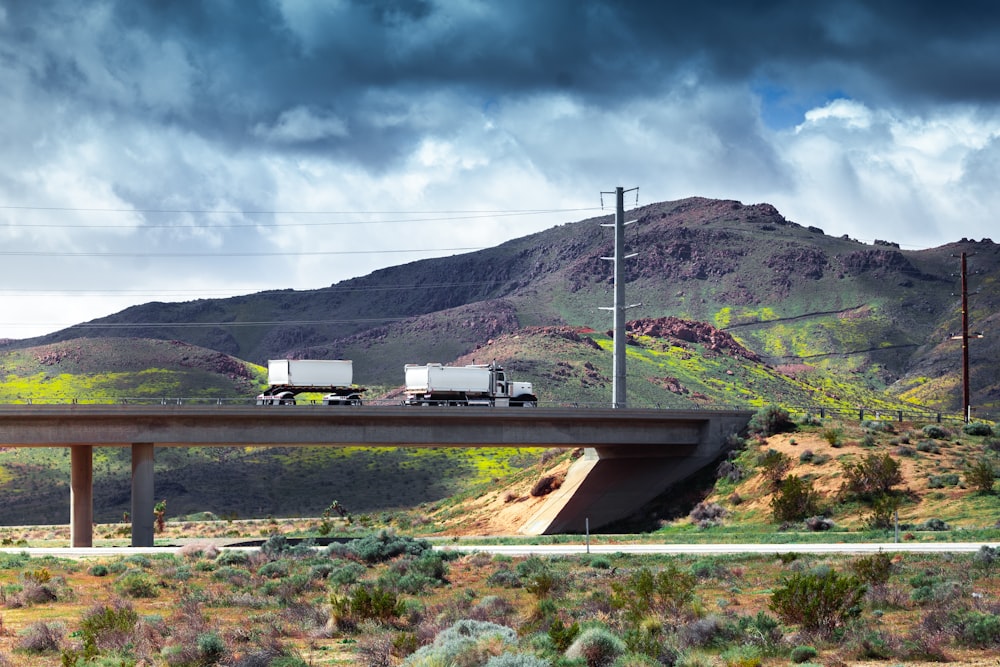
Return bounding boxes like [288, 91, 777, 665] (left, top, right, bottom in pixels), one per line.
[7, 0, 1000, 165]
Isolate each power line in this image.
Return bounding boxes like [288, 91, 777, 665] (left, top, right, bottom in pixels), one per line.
[0, 280, 515, 297]
[0, 206, 601, 229]
[0, 247, 483, 258]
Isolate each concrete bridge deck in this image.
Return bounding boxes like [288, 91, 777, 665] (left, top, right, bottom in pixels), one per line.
[0, 405, 752, 546]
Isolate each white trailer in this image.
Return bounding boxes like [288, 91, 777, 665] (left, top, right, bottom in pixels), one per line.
[257, 359, 365, 405]
[404, 362, 537, 406]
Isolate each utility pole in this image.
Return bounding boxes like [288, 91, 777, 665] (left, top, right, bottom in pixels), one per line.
[950, 251, 984, 422]
[599, 186, 640, 409]
[960, 251, 970, 423]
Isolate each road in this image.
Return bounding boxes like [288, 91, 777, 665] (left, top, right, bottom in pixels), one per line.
[3, 541, 997, 559]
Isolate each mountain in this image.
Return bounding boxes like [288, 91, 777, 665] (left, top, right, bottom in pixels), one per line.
[3, 197, 998, 415]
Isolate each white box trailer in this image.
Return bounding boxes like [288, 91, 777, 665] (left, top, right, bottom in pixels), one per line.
[258, 359, 364, 405]
[404, 363, 536, 406]
[268, 359, 354, 387]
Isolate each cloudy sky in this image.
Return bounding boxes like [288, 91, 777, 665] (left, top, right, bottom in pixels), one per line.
[2, 0, 999, 339]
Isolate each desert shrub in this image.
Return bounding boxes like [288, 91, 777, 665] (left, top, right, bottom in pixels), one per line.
[345, 531, 431, 564]
[927, 473, 960, 488]
[985, 437, 1000, 453]
[548, 617, 581, 652]
[216, 550, 250, 567]
[115, 571, 159, 598]
[258, 560, 290, 579]
[863, 494, 901, 530]
[747, 406, 795, 437]
[15, 621, 64, 653]
[789, 645, 817, 663]
[734, 611, 782, 652]
[331, 584, 403, 625]
[79, 599, 140, 656]
[918, 518, 950, 531]
[863, 420, 895, 433]
[859, 434, 877, 448]
[611, 565, 696, 621]
[769, 569, 865, 635]
[921, 424, 949, 439]
[909, 575, 964, 607]
[798, 449, 814, 463]
[770, 475, 822, 522]
[328, 561, 367, 587]
[973, 545, 997, 569]
[840, 453, 902, 500]
[196, 632, 227, 664]
[821, 428, 842, 447]
[485, 653, 551, 667]
[403, 619, 517, 667]
[689, 502, 726, 527]
[611, 654, 661, 667]
[88, 564, 109, 577]
[894, 445, 915, 457]
[915, 440, 940, 454]
[950, 610, 1000, 647]
[850, 552, 894, 586]
[565, 627, 626, 667]
[843, 626, 897, 660]
[213, 566, 252, 586]
[804, 516, 834, 531]
[530, 475, 561, 497]
[679, 615, 734, 649]
[756, 449, 792, 489]
[963, 422, 993, 437]
[689, 558, 727, 580]
[716, 460, 743, 483]
[965, 458, 997, 493]
[486, 568, 522, 588]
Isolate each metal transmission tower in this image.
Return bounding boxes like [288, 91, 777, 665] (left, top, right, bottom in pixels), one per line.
[599, 186, 640, 408]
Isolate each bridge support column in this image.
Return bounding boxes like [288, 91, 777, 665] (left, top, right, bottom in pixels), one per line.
[131, 443, 155, 547]
[70, 446, 93, 548]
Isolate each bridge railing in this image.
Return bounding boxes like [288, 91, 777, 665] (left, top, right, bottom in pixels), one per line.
[1, 397, 990, 422]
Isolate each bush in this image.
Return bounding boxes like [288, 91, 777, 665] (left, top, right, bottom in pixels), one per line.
[863, 420, 895, 434]
[530, 475, 562, 497]
[331, 584, 403, 625]
[565, 627, 627, 667]
[485, 654, 552, 667]
[928, 473, 961, 488]
[88, 564, 109, 577]
[953, 610, 1000, 647]
[757, 449, 792, 488]
[840, 453, 902, 500]
[769, 569, 865, 635]
[804, 515, 834, 531]
[850, 552, 894, 586]
[747, 406, 796, 437]
[611, 565, 696, 621]
[921, 424, 949, 439]
[821, 428, 842, 447]
[79, 599, 140, 656]
[689, 502, 726, 526]
[863, 493, 901, 530]
[916, 440, 940, 454]
[789, 645, 818, 663]
[216, 550, 250, 567]
[770, 476, 822, 522]
[965, 458, 997, 494]
[345, 530, 432, 564]
[15, 621, 64, 653]
[918, 518, 950, 531]
[798, 449, 814, 463]
[115, 571, 159, 598]
[403, 619, 517, 667]
[963, 422, 993, 437]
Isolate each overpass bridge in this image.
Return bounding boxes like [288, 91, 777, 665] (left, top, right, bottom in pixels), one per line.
[0, 405, 752, 547]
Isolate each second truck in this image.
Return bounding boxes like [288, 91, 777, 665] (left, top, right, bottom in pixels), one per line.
[403, 362, 537, 407]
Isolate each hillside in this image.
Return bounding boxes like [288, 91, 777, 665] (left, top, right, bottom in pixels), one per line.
[4, 196, 998, 415]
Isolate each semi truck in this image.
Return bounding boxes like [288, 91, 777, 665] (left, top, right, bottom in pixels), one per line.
[256, 359, 366, 405]
[403, 362, 537, 406]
